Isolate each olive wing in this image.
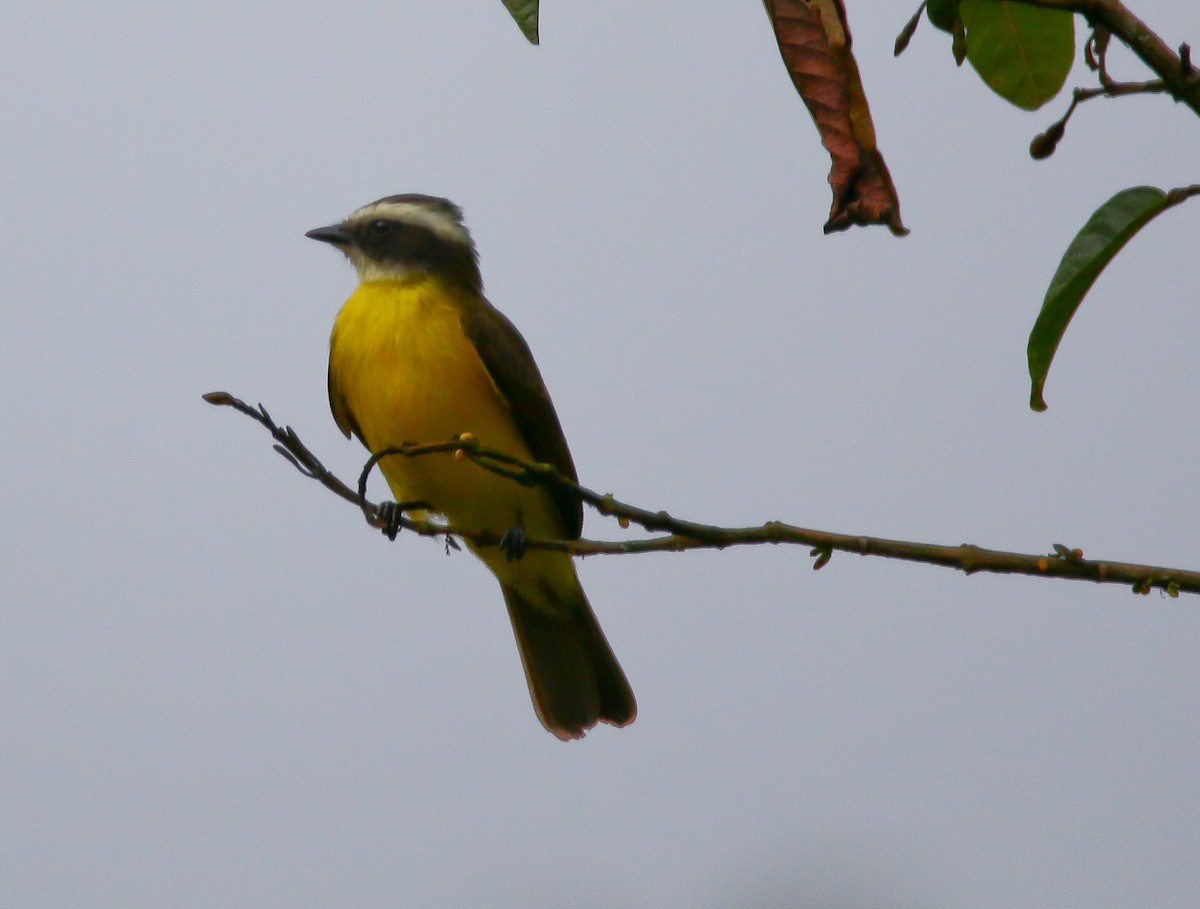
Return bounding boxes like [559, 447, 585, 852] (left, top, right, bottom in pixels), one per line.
[459, 298, 583, 541]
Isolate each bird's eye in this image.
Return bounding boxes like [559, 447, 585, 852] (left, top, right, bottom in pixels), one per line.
[367, 219, 393, 237]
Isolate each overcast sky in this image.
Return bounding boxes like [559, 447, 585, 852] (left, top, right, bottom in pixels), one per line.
[2, 2, 1197, 907]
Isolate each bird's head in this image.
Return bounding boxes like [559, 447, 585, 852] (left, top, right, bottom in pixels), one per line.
[306, 194, 481, 291]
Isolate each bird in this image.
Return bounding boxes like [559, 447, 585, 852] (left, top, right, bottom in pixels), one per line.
[306, 194, 636, 740]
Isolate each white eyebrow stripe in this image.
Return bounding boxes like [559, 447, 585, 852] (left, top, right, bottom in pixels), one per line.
[347, 200, 472, 247]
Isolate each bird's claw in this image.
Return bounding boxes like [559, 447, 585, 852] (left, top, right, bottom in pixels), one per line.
[499, 523, 528, 562]
[376, 501, 405, 541]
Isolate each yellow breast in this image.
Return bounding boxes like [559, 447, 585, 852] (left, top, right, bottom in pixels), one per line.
[328, 277, 556, 537]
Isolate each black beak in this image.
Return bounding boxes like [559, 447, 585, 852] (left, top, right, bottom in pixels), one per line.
[305, 223, 351, 246]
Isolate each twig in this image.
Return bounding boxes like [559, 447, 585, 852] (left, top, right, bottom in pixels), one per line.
[1013, 0, 1200, 117]
[1031, 78, 1169, 158]
[204, 391, 1200, 598]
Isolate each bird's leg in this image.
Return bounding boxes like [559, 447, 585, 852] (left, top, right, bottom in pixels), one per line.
[499, 511, 528, 562]
[373, 499, 429, 541]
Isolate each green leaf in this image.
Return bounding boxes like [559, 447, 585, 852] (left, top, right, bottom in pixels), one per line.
[1027, 187, 1172, 411]
[926, 0, 959, 34]
[960, 0, 1074, 110]
[501, 0, 539, 45]
[926, 0, 967, 64]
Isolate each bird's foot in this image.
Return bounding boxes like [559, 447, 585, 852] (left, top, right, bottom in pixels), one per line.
[499, 522, 528, 562]
[374, 499, 428, 541]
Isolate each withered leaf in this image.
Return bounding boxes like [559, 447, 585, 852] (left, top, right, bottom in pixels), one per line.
[765, 0, 908, 235]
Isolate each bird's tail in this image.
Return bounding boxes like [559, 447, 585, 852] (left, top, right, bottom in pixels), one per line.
[501, 572, 636, 741]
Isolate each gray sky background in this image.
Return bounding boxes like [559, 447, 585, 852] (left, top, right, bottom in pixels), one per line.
[2, 2, 1197, 906]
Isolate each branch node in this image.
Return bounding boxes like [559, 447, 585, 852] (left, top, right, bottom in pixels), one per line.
[811, 546, 833, 571]
[1052, 543, 1084, 563]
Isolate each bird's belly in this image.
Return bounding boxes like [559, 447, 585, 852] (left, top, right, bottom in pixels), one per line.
[330, 282, 558, 536]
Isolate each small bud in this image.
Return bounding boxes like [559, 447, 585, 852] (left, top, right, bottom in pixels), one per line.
[1029, 121, 1065, 160]
[617, 515, 630, 529]
[894, 8, 920, 57]
[454, 432, 475, 462]
[952, 21, 967, 66]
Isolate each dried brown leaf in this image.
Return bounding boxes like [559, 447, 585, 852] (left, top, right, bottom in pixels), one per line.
[765, 0, 908, 235]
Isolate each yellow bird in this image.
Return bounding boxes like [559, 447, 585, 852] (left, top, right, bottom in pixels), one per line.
[307, 194, 636, 740]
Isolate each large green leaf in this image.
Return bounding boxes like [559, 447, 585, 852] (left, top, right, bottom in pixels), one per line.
[960, 0, 1073, 110]
[926, 0, 959, 34]
[502, 0, 539, 45]
[1027, 187, 1175, 411]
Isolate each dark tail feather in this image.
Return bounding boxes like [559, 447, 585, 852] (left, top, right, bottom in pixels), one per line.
[502, 581, 636, 740]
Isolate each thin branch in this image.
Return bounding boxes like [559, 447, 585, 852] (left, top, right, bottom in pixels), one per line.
[1012, 0, 1200, 117]
[206, 391, 1200, 599]
[1031, 78, 1169, 157]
